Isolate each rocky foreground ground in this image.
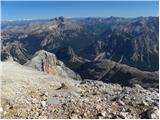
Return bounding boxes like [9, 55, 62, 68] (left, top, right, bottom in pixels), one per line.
[0, 61, 159, 119]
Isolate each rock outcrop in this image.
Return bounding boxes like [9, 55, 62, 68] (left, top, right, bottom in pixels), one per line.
[55, 46, 90, 71]
[56, 46, 85, 63]
[25, 50, 81, 80]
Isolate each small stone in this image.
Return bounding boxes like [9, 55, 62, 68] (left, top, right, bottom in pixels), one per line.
[119, 112, 128, 119]
[5, 105, 10, 110]
[124, 95, 130, 100]
[31, 107, 36, 112]
[101, 111, 106, 117]
[44, 92, 48, 97]
[117, 100, 125, 106]
[22, 85, 26, 88]
[107, 108, 112, 113]
[41, 101, 46, 107]
[32, 98, 37, 104]
[97, 116, 104, 119]
[42, 96, 47, 101]
[108, 114, 113, 118]
[92, 92, 97, 95]
[141, 101, 148, 106]
[40, 111, 46, 116]
[34, 112, 39, 118]
[47, 97, 60, 105]
[0, 107, 3, 113]
[121, 107, 126, 112]
[96, 105, 101, 110]
[128, 101, 134, 106]
[16, 91, 21, 95]
[3, 111, 7, 115]
[112, 115, 123, 119]
[72, 92, 80, 97]
[41, 92, 48, 97]
[97, 98, 101, 102]
[112, 112, 117, 116]
[70, 114, 78, 119]
[9, 105, 13, 109]
[132, 97, 136, 100]
[20, 110, 28, 118]
[97, 111, 106, 118]
[126, 108, 132, 112]
[39, 115, 48, 119]
[57, 83, 68, 90]
[147, 108, 159, 119]
[83, 112, 87, 117]
[127, 114, 134, 119]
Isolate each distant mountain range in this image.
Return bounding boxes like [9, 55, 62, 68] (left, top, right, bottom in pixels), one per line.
[1, 16, 159, 87]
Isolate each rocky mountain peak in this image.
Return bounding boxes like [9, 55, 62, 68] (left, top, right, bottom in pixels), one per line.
[56, 46, 84, 63]
[50, 16, 65, 23]
[67, 46, 78, 60]
[66, 46, 87, 63]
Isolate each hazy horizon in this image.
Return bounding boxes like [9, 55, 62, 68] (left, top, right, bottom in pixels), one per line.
[2, 16, 159, 22]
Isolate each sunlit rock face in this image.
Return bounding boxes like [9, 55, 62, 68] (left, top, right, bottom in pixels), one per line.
[25, 50, 81, 80]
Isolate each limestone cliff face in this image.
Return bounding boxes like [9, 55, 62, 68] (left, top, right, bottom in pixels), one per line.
[25, 50, 81, 80]
[40, 52, 58, 75]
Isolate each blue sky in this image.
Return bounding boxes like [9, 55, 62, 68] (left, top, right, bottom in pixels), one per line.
[1, 1, 159, 20]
